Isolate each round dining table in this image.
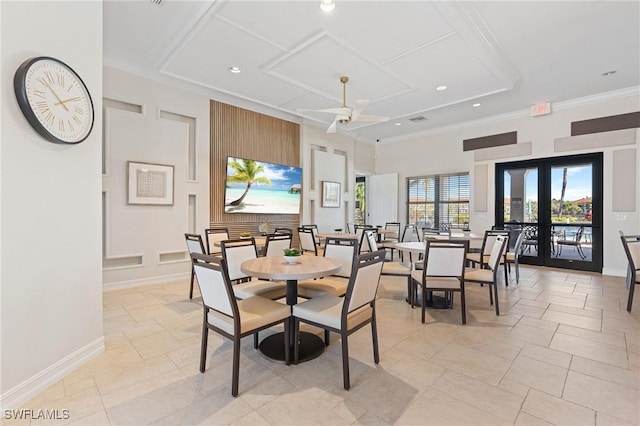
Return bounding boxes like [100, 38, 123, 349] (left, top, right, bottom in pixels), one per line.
[240, 254, 341, 363]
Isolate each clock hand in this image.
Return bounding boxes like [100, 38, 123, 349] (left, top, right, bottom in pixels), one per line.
[54, 96, 81, 106]
[42, 80, 69, 111]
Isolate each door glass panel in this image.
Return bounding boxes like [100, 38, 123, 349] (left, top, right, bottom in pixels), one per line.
[550, 164, 592, 262]
[503, 168, 538, 223]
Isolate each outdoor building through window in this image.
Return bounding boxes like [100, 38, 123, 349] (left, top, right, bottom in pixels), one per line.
[407, 172, 470, 230]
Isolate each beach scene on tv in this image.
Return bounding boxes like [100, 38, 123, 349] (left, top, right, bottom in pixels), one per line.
[224, 157, 302, 214]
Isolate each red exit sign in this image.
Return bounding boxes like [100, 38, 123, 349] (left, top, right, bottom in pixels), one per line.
[531, 102, 552, 116]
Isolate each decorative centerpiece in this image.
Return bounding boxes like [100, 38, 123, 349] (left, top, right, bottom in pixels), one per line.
[283, 248, 301, 264]
[258, 221, 269, 235]
[240, 232, 252, 239]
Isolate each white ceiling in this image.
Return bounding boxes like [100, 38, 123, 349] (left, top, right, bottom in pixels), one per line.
[103, 0, 640, 143]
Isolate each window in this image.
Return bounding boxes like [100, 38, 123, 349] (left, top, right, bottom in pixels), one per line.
[407, 172, 469, 229]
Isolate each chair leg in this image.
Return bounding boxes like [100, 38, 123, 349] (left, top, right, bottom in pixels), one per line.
[627, 281, 636, 312]
[324, 330, 331, 346]
[371, 313, 380, 364]
[493, 283, 500, 316]
[409, 278, 415, 308]
[253, 332, 259, 349]
[284, 318, 291, 366]
[488, 283, 494, 305]
[190, 267, 195, 299]
[293, 318, 300, 364]
[460, 285, 466, 325]
[421, 282, 426, 324]
[199, 316, 209, 373]
[231, 336, 241, 397]
[341, 332, 350, 390]
[515, 259, 520, 284]
[503, 259, 509, 287]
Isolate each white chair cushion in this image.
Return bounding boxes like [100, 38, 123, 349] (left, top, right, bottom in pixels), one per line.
[233, 279, 286, 300]
[506, 252, 516, 261]
[464, 268, 493, 283]
[292, 294, 372, 331]
[382, 262, 411, 276]
[410, 271, 461, 289]
[297, 277, 348, 297]
[466, 252, 488, 264]
[207, 296, 290, 335]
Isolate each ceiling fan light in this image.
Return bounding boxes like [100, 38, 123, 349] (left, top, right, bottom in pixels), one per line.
[435, 85, 448, 92]
[228, 66, 241, 74]
[320, 0, 335, 12]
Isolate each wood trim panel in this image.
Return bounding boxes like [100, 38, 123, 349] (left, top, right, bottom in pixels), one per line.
[210, 101, 301, 243]
[463, 131, 517, 152]
[571, 111, 640, 136]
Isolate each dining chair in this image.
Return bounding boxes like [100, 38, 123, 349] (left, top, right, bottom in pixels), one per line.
[378, 222, 401, 260]
[556, 226, 586, 259]
[366, 230, 412, 304]
[220, 238, 287, 301]
[399, 224, 420, 262]
[264, 233, 292, 257]
[466, 229, 510, 285]
[354, 225, 374, 253]
[464, 235, 509, 315]
[185, 233, 206, 299]
[298, 226, 321, 256]
[297, 237, 358, 299]
[274, 227, 293, 235]
[204, 227, 229, 256]
[292, 250, 385, 390]
[191, 253, 291, 397]
[620, 234, 640, 312]
[410, 240, 468, 324]
[301, 224, 321, 246]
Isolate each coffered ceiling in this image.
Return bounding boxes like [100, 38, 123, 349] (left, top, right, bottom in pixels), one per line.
[104, 0, 639, 143]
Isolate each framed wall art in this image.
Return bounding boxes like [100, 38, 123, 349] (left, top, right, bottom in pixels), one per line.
[127, 161, 174, 205]
[321, 181, 341, 208]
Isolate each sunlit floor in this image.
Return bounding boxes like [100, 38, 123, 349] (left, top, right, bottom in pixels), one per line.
[12, 265, 640, 425]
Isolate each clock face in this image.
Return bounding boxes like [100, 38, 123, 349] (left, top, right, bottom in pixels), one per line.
[14, 57, 94, 144]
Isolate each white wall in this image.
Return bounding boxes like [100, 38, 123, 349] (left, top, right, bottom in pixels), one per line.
[300, 125, 375, 232]
[0, 1, 103, 409]
[375, 91, 640, 277]
[102, 67, 210, 289]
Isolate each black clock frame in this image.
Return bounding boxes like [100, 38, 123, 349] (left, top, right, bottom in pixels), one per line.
[14, 56, 95, 145]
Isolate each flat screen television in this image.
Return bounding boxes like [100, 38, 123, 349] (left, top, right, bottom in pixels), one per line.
[224, 156, 302, 214]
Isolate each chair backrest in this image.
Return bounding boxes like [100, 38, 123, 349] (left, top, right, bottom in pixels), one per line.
[204, 227, 229, 255]
[513, 229, 526, 254]
[191, 253, 237, 319]
[185, 233, 205, 256]
[439, 222, 452, 235]
[264, 233, 292, 257]
[301, 224, 318, 230]
[423, 240, 468, 278]
[487, 235, 508, 272]
[482, 230, 510, 256]
[221, 238, 258, 282]
[344, 250, 385, 314]
[620, 234, 640, 273]
[323, 237, 358, 278]
[366, 230, 378, 252]
[574, 226, 585, 242]
[420, 227, 442, 241]
[383, 222, 401, 241]
[298, 227, 318, 255]
[401, 224, 420, 242]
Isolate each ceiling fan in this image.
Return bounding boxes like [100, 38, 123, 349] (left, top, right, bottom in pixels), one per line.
[297, 76, 389, 133]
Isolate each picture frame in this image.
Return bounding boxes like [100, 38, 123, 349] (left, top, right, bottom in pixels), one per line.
[321, 181, 341, 208]
[127, 161, 174, 205]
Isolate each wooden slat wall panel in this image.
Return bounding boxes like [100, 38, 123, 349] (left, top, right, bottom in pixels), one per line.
[210, 101, 301, 245]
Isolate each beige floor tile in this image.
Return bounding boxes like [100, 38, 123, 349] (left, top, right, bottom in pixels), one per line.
[151, 388, 253, 425]
[129, 331, 183, 359]
[514, 412, 555, 425]
[522, 388, 595, 425]
[557, 324, 626, 348]
[506, 324, 556, 347]
[257, 389, 351, 425]
[433, 370, 524, 422]
[571, 355, 640, 390]
[231, 410, 271, 426]
[550, 333, 629, 368]
[542, 309, 602, 331]
[68, 409, 111, 426]
[430, 342, 511, 386]
[498, 378, 530, 397]
[519, 342, 572, 368]
[563, 371, 640, 424]
[596, 411, 638, 426]
[386, 354, 446, 391]
[504, 355, 568, 397]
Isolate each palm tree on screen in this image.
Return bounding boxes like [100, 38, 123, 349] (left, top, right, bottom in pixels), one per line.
[227, 159, 271, 206]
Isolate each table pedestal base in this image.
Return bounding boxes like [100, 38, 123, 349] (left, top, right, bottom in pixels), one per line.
[259, 331, 324, 363]
[405, 289, 452, 309]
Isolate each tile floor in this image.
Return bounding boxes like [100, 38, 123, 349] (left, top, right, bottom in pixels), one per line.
[12, 265, 640, 425]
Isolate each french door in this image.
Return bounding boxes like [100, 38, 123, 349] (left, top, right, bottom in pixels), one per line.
[495, 153, 603, 272]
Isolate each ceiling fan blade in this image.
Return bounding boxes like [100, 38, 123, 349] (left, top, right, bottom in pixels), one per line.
[326, 119, 338, 133]
[351, 100, 369, 121]
[352, 114, 389, 123]
[297, 107, 350, 115]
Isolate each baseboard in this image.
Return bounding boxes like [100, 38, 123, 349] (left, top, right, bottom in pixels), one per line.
[103, 272, 189, 292]
[602, 267, 627, 278]
[0, 337, 105, 411]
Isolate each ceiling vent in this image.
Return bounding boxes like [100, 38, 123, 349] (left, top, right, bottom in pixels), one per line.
[409, 116, 428, 123]
[150, 0, 164, 5]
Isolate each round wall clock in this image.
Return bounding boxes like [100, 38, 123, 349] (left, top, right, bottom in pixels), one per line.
[14, 56, 94, 144]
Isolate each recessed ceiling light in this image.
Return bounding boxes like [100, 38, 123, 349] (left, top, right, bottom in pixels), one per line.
[229, 66, 241, 74]
[601, 70, 616, 77]
[435, 85, 448, 92]
[394, 122, 402, 126]
[472, 103, 481, 108]
[320, 0, 335, 12]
